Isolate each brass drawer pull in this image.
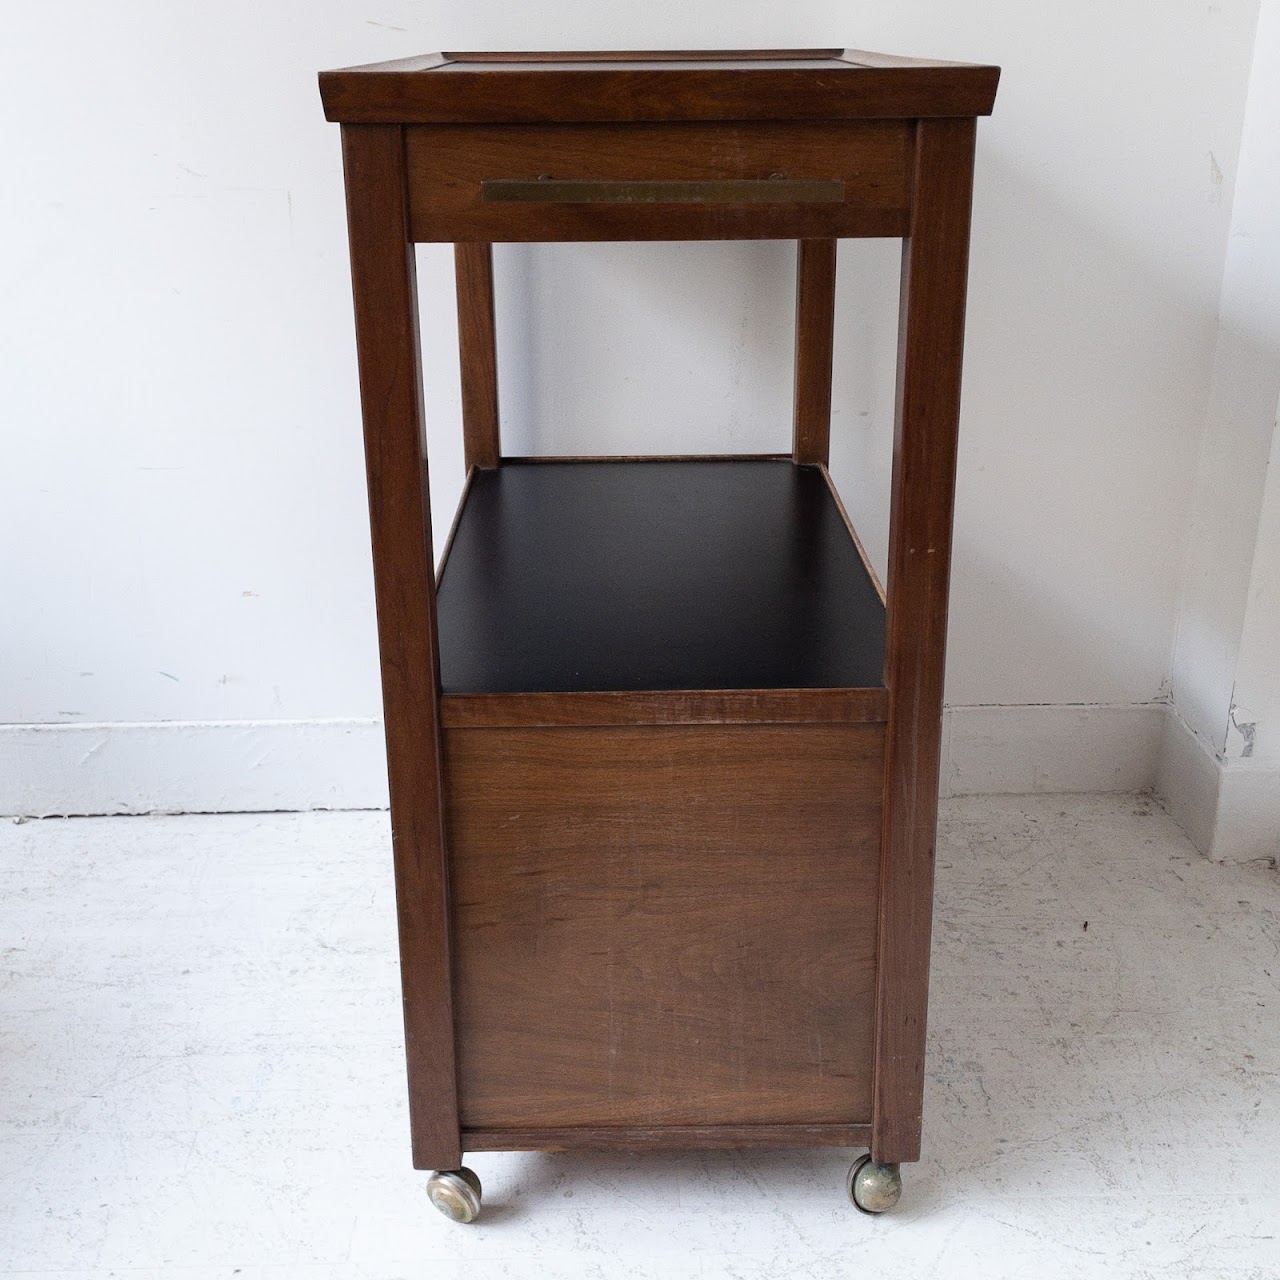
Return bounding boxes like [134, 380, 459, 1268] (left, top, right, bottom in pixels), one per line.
[481, 177, 845, 205]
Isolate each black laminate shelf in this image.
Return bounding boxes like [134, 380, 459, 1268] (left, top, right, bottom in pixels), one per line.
[435, 458, 886, 695]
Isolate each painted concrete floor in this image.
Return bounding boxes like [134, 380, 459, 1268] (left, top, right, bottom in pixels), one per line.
[2, 795, 1279, 1279]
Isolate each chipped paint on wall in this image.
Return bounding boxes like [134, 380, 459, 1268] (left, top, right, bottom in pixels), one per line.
[1227, 700, 1258, 758]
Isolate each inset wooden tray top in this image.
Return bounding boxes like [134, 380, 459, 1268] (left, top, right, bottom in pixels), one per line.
[320, 48, 1000, 124]
[436, 459, 885, 695]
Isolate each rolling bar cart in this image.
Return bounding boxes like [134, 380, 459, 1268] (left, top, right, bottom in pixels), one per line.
[319, 48, 999, 1219]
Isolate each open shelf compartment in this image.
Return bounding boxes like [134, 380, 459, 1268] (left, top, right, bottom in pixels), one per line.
[435, 457, 886, 709]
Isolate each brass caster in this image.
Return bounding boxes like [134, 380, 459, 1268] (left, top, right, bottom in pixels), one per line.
[426, 1167, 482, 1223]
[847, 1155, 902, 1214]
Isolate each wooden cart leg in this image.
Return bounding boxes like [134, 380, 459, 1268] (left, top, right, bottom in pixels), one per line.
[872, 117, 978, 1167]
[340, 123, 462, 1172]
[792, 237, 838, 466]
[454, 242, 501, 470]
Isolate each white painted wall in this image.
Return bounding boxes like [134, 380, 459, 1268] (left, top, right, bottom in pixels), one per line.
[1168, 0, 1280, 758]
[1201, 0, 1280, 778]
[1158, 0, 1280, 861]
[0, 2, 1270, 813]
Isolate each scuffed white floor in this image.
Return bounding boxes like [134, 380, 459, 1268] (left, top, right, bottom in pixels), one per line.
[2, 795, 1278, 1279]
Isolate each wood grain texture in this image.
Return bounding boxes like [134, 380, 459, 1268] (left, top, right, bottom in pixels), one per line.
[339, 124, 460, 1171]
[873, 117, 979, 1165]
[319, 51, 1000, 124]
[443, 724, 885, 1129]
[441, 687, 888, 729]
[793, 239, 838, 465]
[404, 121, 912, 242]
[463, 1123, 872, 1152]
[454, 243, 500, 469]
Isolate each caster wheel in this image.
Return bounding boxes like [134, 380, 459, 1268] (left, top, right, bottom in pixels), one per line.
[427, 1167, 482, 1223]
[847, 1155, 902, 1214]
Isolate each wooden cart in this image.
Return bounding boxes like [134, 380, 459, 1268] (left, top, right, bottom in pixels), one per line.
[319, 48, 999, 1219]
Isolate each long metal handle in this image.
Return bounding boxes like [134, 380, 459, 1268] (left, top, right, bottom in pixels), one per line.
[481, 177, 845, 205]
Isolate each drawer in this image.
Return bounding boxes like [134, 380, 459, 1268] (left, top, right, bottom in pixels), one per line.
[443, 721, 883, 1129]
[404, 120, 914, 241]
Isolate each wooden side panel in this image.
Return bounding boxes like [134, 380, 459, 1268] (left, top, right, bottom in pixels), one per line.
[792, 238, 837, 465]
[454, 242, 500, 469]
[443, 723, 884, 1130]
[873, 118, 978, 1164]
[405, 121, 912, 242]
[339, 124, 460, 1170]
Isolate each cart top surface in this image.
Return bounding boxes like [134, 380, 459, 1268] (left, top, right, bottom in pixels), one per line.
[435, 457, 886, 696]
[319, 49, 999, 124]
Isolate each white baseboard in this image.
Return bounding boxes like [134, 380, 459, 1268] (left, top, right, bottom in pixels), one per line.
[1156, 709, 1280, 863]
[0, 720, 389, 818]
[1155, 708, 1222, 854]
[1215, 766, 1280, 863]
[941, 702, 1165, 798]
[3, 704, 1168, 819]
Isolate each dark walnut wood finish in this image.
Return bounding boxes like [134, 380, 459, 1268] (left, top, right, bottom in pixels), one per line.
[445, 723, 884, 1130]
[463, 1123, 872, 1152]
[338, 124, 460, 1170]
[793, 238, 838, 465]
[440, 688, 888, 729]
[874, 117, 980, 1162]
[453, 243, 500, 469]
[320, 49, 999, 124]
[404, 121, 913, 241]
[322, 49, 997, 1178]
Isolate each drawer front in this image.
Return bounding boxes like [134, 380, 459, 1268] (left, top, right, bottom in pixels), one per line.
[405, 120, 913, 241]
[444, 721, 884, 1130]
